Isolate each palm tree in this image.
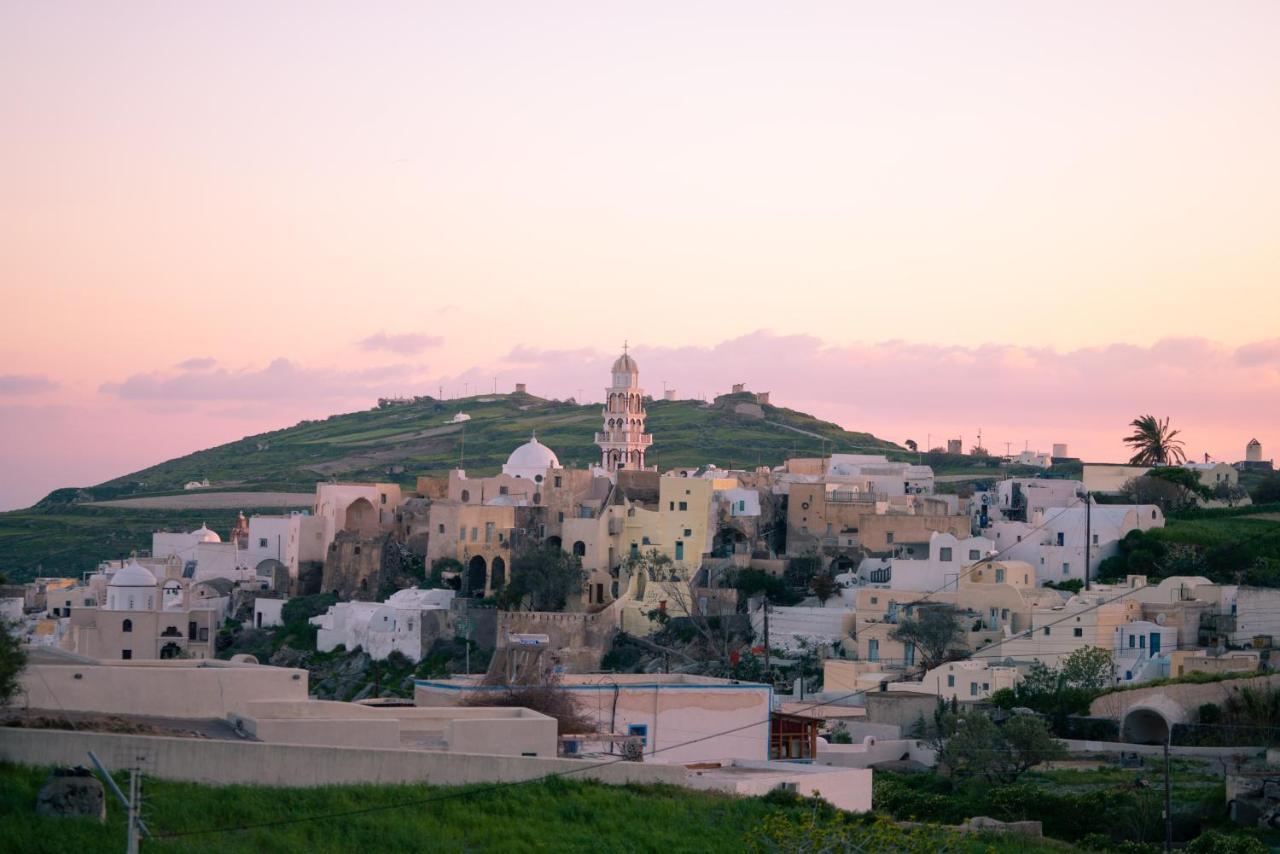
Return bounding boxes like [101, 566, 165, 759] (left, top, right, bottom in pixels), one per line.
[1123, 415, 1187, 466]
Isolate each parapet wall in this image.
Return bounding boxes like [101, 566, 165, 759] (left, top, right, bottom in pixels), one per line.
[0, 728, 688, 788]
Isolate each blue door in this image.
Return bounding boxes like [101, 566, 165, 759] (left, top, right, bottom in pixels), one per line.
[1149, 633, 1161, 654]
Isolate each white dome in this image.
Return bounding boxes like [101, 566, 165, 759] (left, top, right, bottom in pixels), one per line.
[612, 353, 638, 374]
[503, 434, 560, 479]
[191, 524, 221, 543]
[109, 559, 157, 588]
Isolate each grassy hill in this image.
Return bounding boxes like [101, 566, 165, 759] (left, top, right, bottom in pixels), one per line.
[0, 763, 1070, 853]
[79, 391, 900, 498]
[0, 393, 901, 581]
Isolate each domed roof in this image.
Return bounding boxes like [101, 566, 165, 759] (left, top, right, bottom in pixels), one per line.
[504, 434, 560, 473]
[191, 523, 221, 543]
[612, 352, 638, 374]
[110, 559, 157, 588]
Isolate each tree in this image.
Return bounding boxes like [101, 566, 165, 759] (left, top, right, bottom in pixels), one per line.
[1123, 415, 1187, 466]
[1252, 474, 1280, 505]
[889, 604, 962, 671]
[1121, 468, 1208, 513]
[1002, 713, 1068, 774]
[941, 711, 1065, 783]
[498, 544, 585, 611]
[809, 573, 838, 603]
[1213, 481, 1250, 507]
[1060, 646, 1114, 692]
[904, 439, 918, 453]
[0, 622, 26, 706]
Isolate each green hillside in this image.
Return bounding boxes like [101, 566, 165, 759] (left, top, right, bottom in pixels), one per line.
[82, 391, 900, 498]
[0, 393, 901, 581]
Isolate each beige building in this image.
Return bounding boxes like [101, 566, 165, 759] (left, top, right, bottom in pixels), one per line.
[63, 560, 228, 661]
[786, 482, 968, 562]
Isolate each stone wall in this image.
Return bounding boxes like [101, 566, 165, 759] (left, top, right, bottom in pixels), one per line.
[321, 531, 390, 600]
[0, 728, 688, 788]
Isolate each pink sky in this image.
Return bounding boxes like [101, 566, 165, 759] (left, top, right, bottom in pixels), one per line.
[2, 2, 1279, 509]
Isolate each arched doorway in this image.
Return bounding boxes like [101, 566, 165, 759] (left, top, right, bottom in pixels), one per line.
[490, 556, 506, 592]
[160, 642, 183, 660]
[343, 498, 377, 536]
[466, 555, 487, 596]
[1123, 707, 1173, 745]
[546, 535, 562, 551]
[572, 540, 587, 557]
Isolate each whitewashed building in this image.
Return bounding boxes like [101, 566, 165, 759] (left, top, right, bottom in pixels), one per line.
[312, 588, 455, 661]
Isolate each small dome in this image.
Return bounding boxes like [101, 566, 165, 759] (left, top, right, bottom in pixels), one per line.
[612, 353, 638, 374]
[191, 523, 221, 543]
[503, 434, 560, 478]
[110, 559, 157, 588]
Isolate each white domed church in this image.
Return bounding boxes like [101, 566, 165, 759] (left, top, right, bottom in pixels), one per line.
[502, 433, 560, 482]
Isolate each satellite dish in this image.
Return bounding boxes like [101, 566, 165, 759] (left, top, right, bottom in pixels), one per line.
[1155, 613, 1167, 625]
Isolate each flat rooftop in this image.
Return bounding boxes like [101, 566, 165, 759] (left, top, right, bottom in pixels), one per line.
[417, 673, 770, 689]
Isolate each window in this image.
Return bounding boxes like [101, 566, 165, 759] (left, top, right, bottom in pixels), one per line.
[1056, 532, 1065, 546]
[946, 674, 955, 687]
[1062, 562, 1070, 575]
[885, 532, 895, 545]
[982, 682, 990, 691]
[939, 547, 953, 562]
[737, 500, 746, 512]
[485, 522, 494, 543]
[630, 543, 639, 558]
[627, 723, 649, 747]
[554, 476, 562, 488]
[460, 490, 470, 502]
[380, 493, 387, 505]
[678, 501, 688, 511]
[870, 597, 878, 605]
[499, 486, 509, 496]
[558, 512, 565, 523]
[669, 502, 675, 511]
[1016, 535, 1022, 542]
[1129, 634, 1136, 648]
[969, 549, 981, 560]
[470, 527, 478, 541]
[199, 628, 209, 642]
[1092, 534, 1099, 545]
[1073, 627, 1083, 637]
[969, 682, 978, 696]
[995, 568, 1005, 583]
[353, 545, 361, 555]
[121, 650, 132, 660]
[1044, 627, 1051, 636]
[258, 538, 268, 549]
[438, 524, 445, 534]
[122, 619, 132, 633]
[684, 528, 692, 537]
[1139, 635, 1146, 649]
[1152, 510, 1158, 520]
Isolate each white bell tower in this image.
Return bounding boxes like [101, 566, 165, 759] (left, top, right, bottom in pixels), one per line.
[596, 342, 653, 474]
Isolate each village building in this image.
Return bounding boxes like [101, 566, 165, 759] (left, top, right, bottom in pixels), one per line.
[311, 588, 456, 661]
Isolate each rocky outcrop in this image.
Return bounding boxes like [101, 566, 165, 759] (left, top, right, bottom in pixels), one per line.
[36, 768, 106, 823]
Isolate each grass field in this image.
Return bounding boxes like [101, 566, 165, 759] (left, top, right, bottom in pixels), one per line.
[0, 763, 1069, 854]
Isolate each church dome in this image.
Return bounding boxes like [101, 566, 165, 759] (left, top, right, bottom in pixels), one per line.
[503, 434, 560, 479]
[612, 353, 639, 374]
[109, 559, 157, 588]
[191, 523, 221, 543]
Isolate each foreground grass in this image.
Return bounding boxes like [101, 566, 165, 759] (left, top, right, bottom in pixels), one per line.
[0, 763, 1069, 853]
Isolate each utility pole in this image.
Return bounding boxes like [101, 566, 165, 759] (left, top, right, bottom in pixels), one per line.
[762, 601, 771, 676]
[126, 764, 141, 854]
[1163, 737, 1173, 852]
[1084, 490, 1092, 591]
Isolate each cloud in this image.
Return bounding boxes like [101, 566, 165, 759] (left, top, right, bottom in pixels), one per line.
[1235, 339, 1280, 367]
[0, 374, 57, 395]
[175, 357, 217, 370]
[488, 332, 1280, 461]
[357, 331, 444, 355]
[101, 358, 423, 402]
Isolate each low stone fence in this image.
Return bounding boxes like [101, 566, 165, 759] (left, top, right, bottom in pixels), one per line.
[0, 728, 688, 788]
[1062, 738, 1264, 760]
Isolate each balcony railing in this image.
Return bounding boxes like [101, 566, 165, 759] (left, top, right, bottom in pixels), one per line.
[594, 432, 654, 446]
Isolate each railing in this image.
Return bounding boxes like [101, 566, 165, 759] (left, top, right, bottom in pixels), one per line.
[594, 432, 654, 445]
[867, 568, 891, 584]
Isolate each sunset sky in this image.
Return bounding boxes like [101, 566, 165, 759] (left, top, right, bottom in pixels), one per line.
[2, 1, 1279, 510]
